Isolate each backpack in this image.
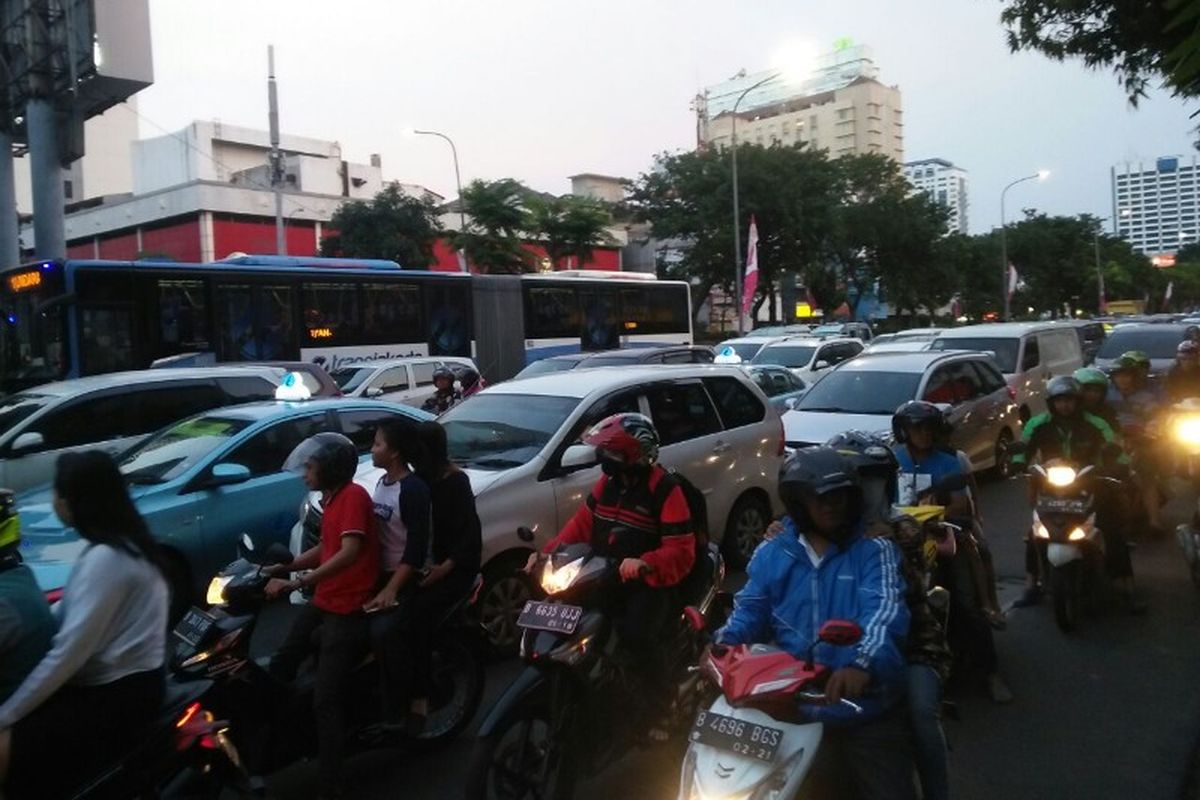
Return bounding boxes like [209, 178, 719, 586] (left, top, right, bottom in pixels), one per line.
[653, 468, 709, 553]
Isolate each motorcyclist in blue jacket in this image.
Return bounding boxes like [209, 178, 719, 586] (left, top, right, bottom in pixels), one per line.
[717, 447, 915, 800]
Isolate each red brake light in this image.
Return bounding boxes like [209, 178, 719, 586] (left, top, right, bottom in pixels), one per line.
[44, 588, 63, 604]
[1007, 386, 1017, 401]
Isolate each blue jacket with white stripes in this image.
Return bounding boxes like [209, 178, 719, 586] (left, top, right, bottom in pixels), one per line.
[717, 516, 910, 723]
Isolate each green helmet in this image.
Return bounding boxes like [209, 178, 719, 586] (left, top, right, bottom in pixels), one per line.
[1111, 352, 1144, 372]
[1073, 367, 1109, 388]
[1126, 350, 1151, 367]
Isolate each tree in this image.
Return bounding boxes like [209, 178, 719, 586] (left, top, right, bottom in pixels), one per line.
[528, 195, 616, 269]
[320, 183, 442, 268]
[998, 0, 1200, 102]
[454, 179, 534, 274]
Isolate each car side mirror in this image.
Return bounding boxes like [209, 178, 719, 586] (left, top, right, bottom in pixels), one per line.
[364, 387, 384, 399]
[814, 360, 830, 370]
[784, 397, 799, 410]
[9, 431, 44, 454]
[560, 443, 598, 471]
[208, 463, 252, 488]
[817, 619, 863, 647]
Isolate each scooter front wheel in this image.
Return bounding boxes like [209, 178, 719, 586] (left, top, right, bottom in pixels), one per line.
[465, 701, 576, 800]
[1052, 561, 1082, 633]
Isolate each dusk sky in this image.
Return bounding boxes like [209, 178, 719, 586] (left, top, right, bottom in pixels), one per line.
[139, 0, 1199, 235]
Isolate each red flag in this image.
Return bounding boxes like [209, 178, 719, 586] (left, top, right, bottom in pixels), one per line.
[741, 216, 759, 320]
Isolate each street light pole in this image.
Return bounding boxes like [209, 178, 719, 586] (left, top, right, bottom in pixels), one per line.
[410, 129, 467, 273]
[999, 171, 1048, 320]
[730, 72, 779, 335]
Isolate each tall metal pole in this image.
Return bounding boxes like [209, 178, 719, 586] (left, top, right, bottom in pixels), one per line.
[268, 46, 285, 255]
[730, 72, 778, 335]
[999, 172, 1043, 320]
[0, 131, 20, 266]
[26, 0, 65, 260]
[413, 129, 467, 272]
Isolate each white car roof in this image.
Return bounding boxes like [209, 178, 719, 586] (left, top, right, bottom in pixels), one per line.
[332, 356, 477, 372]
[936, 322, 1059, 337]
[759, 336, 858, 347]
[478, 364, 751, 399]
[22, 366, 282, 398]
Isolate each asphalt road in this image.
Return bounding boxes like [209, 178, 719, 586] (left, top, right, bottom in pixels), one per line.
[262, 475, 1200, 800]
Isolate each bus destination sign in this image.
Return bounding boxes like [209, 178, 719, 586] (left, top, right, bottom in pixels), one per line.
[7, 270, 42, 293]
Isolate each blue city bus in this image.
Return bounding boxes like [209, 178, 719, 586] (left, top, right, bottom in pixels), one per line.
[0, 256, 692, 391]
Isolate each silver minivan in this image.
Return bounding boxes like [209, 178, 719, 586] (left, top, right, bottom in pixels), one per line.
[930, 323, 1083, 421]
[329, 356, 480, 407]
[0, 367, 282, 492]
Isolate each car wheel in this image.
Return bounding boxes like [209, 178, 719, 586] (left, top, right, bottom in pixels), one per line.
[990, 429, 1014, 480]
[479, 554, 536, 657]
[722, 493, 771, 571]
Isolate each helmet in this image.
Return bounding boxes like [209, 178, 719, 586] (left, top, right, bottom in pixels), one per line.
[1073, 367, 1108, 387]
[1186, 325, 1200, 342]
[432, 366, 455, 383]
[0, 490, 18, 558]
[826, 430, 899, 513]
[283, 432, 358, 489]
[1126, 350, 1151, 368]
[1046, 376, 1080, 407]
[1110, 352, 1142, 373]
[891, 400, 949, 445]
[582, 413, 660, 467]
[778, 447, 862, 531]
[1179, 340, 1200, 357]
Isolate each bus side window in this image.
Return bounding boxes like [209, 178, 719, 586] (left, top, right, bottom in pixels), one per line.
[80, 308, 135, 375]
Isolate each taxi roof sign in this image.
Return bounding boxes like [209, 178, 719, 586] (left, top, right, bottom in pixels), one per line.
[275, 371, 312, 401]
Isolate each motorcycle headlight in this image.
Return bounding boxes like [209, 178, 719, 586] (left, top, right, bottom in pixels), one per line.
[1176, 416, 1200, 447]
[206, 575, 233, 606]
[1068, 527, 1087, 541]
[1032, 511, 1050, 540]
[541, 557, 584, 595]
[1045, 466, 1078, 488]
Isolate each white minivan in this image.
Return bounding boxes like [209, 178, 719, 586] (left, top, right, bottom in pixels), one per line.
[329, 356, 480, 407]
[303, 365, 784, 651]
[929, 323, 1083, 421]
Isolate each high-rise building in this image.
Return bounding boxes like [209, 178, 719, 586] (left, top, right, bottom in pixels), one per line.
[696, 42, 903, 162]
[903, 158, 969, 234]
[1112, 156, 1200, 255]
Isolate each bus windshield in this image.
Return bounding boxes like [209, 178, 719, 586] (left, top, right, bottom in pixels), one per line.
[0, 265, 68, 392]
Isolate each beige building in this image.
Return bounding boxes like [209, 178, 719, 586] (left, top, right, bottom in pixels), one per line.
[702, 77, 903, 162]
[697, 43, 903, 162]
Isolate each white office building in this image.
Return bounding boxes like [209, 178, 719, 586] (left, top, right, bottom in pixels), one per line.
[1112, 155, 1200, 255]
[903, 158, 969, 234]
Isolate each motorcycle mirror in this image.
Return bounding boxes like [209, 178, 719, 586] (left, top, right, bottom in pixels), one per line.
[238, 534, 255, 559]
[517, 526, 535, 543]
[817, 619, 863, 647]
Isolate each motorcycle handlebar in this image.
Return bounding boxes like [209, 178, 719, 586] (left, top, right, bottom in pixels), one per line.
[796, 690, 864, 714]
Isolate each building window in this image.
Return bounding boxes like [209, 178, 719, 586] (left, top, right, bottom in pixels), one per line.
[63, 180, 73, 200]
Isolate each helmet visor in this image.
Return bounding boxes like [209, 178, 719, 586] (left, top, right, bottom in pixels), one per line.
[283, 432, 354, 475]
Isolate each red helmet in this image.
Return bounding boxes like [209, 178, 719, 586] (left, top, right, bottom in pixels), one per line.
[582, 413, 660, 466]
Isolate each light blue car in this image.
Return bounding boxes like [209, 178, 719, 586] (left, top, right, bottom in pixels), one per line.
[18, 398, 432, 606]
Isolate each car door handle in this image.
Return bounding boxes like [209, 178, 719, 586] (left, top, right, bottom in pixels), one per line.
[713, 441, 733, 455]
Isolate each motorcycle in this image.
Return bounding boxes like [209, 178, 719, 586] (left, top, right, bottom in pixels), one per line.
[676, 620, 864, 800]
[1026, 458, 1120, 632]
[465, 539, 725, 800]
[170, 536, 486, 777]
[1171, 399, 1200, 590]
[54, 676, 252, 799]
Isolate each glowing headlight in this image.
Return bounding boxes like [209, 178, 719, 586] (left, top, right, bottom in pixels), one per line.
[1068, 527, 1088, 541]
[1176, 416, 1200, 446]
[1045, 466, 1078, 488]
[541, 557, 584, 595]
[206, 575, 232, 606]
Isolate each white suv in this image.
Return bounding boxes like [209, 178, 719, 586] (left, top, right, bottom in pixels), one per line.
[309, 365, 784, 652]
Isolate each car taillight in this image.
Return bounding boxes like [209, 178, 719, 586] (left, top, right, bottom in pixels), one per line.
[44, 588, 63, 603]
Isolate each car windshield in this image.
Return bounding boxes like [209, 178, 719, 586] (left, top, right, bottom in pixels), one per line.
[797, 370, 921, 415]
[751, 344, 817, 368]
[930, 337, 1018, 372]
[717, 342, 763, 361]
[119, 416, 251, 485]
[515, 358, 582, 379]
[1096, 328, 1184, 359]
[812, 325, 842, 335]
[331, 367, 375, 393]
[441, 394, 580, 470]
[0, 392, 50, 439]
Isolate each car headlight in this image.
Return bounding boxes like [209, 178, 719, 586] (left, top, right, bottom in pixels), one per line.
[541, 557, 584, 595]
[1176, 416, 1200, 447]
[1045, 466, 1078, 488]
[206, 575, 233, 606]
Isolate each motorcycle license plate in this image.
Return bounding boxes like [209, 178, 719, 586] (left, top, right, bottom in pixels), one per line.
[517, 601, 583, 634]
[1038, 497, 1087, 514]
[690, 710, 783, 763]
[173, 607, 215, 647]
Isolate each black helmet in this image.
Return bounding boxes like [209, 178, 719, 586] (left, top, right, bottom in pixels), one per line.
[778, 447, 862, 532]
[1046, 375, 1080, 401]
[826, 430, 899, 517]
[284, 432, 358, 489]
[433, 366, 455, 383]
[891, 400, 949, 445]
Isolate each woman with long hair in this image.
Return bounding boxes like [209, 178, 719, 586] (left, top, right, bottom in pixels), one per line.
[0, 450, 169, 798]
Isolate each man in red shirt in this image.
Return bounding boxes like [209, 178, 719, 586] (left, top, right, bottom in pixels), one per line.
[527, 413, 694, 734]
[266, 433, 379, 799]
